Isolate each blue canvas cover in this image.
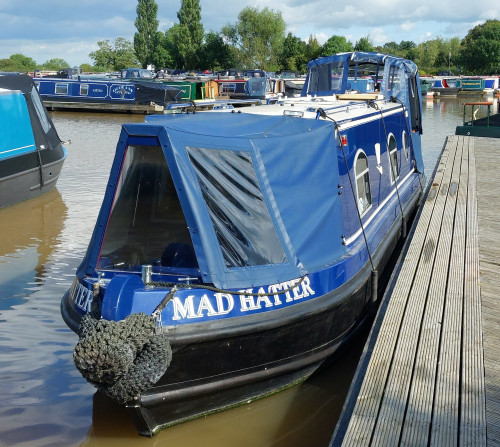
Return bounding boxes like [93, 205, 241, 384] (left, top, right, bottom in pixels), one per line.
[302, 52, 425, 173]
[302, 53, 350, 96]
[82, 112, 347, 289]
[0, 91, 36, 160]
[382, 56, 424, 173]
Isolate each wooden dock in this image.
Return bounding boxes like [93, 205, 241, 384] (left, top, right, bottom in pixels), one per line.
[43, 98, 262, 114]
[331, 135, 500, 446]
[43, 100, 166, 114]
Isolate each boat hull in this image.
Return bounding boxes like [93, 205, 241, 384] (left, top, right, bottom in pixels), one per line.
[61, 186, 421, 436]
[0, 154, 65, 208]
[60, 52, 426, 437]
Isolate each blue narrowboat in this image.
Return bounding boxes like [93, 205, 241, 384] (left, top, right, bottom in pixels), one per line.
[0, 74, 66, 209]
[61, 52, 425, 436]
[34, 76, 182, 108]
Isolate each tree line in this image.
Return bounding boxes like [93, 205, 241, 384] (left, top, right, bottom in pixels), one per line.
[1, 0, 499, 76]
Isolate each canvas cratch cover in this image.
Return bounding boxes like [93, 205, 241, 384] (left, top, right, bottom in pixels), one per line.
[83, 112, 347, 289]
[134, 81, 182, 106]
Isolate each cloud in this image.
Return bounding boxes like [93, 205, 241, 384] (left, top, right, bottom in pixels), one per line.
[0, 0, 497, 66]
[370, 29, 390, 46]
[401, 22, 416, 32]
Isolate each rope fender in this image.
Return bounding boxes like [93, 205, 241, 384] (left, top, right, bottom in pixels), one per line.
[73, 312, 172, 404]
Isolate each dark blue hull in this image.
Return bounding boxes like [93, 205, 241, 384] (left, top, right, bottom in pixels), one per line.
[34, 77, 181, 107]
[61, 184, 421, 435]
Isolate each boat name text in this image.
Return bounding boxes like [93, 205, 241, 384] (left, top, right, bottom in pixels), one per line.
[72, 282, 93, 312]
[171, 277, 315, 320]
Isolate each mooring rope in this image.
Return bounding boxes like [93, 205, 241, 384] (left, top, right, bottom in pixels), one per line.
[392, 96, 426, 194]
[74, 312, 172, 404]
[148, 274, 308, 297]
[368, 100, 407, 235]
[73, 274, 308, 402]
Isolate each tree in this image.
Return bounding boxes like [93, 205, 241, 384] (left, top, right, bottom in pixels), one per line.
[150, 32, 174, 69]
[399, 40, 417, 61]
[278, 33, 308, 72]
[458, 19, 500, 74]
[134, 0, 160, 68]
[222, 7, 286, 71]
[176, 0, 204, 69]
[320, 35, 353, 57]
[414, 39, 442, 73]
[89, 38, 139, 71]
[354, 36, 375, 52]
[305, 35, 321, 63]
[0, 54, 37, 72]
[381, 41, 400, 55]
[80, 63, 94, 72]
[114, 37, 141, 70]
[164, 25, 184, 69]
[200, 31, 234, 72]
[43, 58, 70, 70]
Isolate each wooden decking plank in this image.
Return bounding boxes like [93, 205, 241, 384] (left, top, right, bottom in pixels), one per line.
[475, 138, 500, 447]
[341, 160, 450, 445]
[375, 135, 463, 446]
[336, 135, 496, 447]
[399, 136, 464, 446]
[341, 138, 457, 446]
[427, 135, 468, 446]
[461, 136, 486, 447]
[340, 153, 451, 446]
[427, 135, 468, 447]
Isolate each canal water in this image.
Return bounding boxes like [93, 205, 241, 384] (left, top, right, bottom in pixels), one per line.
[0, 97, 486, 446]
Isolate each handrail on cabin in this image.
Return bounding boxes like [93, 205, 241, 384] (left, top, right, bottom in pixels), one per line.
[462, 101, 493, 127]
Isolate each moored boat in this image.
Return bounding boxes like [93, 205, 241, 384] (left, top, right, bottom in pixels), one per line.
[430, 75, 461, 96]
[0, 74, 66, 209]
[420, 78, 434, 95]
[34, 76, 182, 112]
[455, 99, 500, 138]
[61, 51, 426, 436]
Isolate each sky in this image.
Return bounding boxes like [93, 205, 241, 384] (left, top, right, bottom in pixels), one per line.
[0, 0, 498, 67]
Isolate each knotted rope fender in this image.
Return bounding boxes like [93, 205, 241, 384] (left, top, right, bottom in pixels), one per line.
[73, 312, 172, 404]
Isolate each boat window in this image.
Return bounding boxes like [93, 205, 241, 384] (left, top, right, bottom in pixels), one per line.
[307, 60, 344, 94]
[30, 85, 51, 133]
[97, 145, 199, 273]
[388, 65, 401, 94]
[348, 61, 381, 84]
[403, 131, 410, 160]
[187, 146, 287, 268]
[355, 151, 372, 215]
[388, 134, 399, 182]
[408, 75, 422, 133]
[55, 83, 69, 95]
[80, 84, 89, 96]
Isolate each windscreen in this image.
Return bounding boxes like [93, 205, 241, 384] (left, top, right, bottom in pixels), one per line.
[187, 146, 287, 268]
[97, 145, 198, 273]
[306, 60, 344, 94]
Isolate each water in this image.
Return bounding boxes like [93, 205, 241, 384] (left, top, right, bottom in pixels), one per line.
[0, 97, 473, 446]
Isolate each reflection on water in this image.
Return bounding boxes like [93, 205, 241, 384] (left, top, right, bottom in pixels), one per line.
[0, 99, 465, 446]
[0, 189, 67, 309]
[83, 327, 367, 447]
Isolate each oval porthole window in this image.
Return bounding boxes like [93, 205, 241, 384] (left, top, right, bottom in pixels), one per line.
[355, 151, 372, 215]
[403, 131, 410, 161]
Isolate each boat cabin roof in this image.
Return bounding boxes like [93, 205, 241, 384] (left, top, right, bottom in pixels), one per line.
[80, 112, 347, 289]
